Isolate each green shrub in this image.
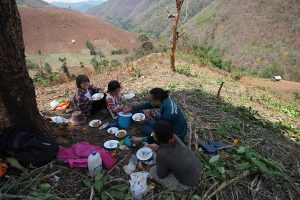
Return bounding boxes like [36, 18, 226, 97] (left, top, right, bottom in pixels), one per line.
[222, 60, 235, 73]
[294, 91, 300, 100]
[176, 64, 191, 76]
[33, 72, 60, 86]
[138, 33, 149, 42]
[25, 58, 39, 69]
[44, 62, 52, 73]
[260, 63, 284, 78]
[111, 48, 129, 55]
[86, 40, 97, 56]
[231, 70, 243, 81]
[196, 11, 216, 25]
[289, 68, 300, 82]
[207, 48, 223, 69]
[110, 60, 121, 68]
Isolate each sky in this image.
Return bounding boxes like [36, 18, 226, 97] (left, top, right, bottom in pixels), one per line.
[44, 0, 91, 3]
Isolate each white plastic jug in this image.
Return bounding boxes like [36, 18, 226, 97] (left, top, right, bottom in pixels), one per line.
[88, 150, 102, 176]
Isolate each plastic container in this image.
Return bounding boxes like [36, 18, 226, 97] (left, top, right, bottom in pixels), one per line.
[118, 112, 132, 129]
[88, 150, 102, 177]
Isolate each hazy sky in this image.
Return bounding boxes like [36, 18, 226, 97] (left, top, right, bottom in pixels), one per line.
[44, 0, 91, 3]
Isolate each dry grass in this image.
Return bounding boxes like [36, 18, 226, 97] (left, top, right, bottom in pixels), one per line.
[1, 53, 299, 199]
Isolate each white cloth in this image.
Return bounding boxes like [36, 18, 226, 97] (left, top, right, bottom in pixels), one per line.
[84, 90, 92, 100]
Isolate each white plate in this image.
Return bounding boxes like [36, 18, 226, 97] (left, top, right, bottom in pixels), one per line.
[92, 93, 104, 101]
[132, 113, 145, 121]
[136, 147, 153, 161]
[89, 120, 102, 128]
[107, 127, 119, 135]
[50, 100, 60, 110]
[51, 116, 68, 124]
[115, 130, 127, 139]
[104, 140, 119, 149]
[123, 93, 135, 100]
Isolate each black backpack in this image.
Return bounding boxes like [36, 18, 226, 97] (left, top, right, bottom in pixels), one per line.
[0, 126, 59, 167]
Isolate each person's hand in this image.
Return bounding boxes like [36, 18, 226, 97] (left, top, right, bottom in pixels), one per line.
[121, 97, 126, 104]
[130, 136, 142, 144]
[123, 106, 133, 113]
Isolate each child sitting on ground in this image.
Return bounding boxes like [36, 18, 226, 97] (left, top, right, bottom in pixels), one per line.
[72, 75, 106, 118]
[105, 80, 127, 119]
[144, 120, 202, 191]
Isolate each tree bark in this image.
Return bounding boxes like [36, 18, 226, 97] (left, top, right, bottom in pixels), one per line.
[170, 0, 184, 72]
[0, 0, 49, 133]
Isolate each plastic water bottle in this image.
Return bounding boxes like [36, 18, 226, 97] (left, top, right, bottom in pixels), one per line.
[88, 151, 102, 177]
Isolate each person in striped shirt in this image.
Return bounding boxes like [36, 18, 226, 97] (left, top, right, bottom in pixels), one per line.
[105, 80, 127, 119]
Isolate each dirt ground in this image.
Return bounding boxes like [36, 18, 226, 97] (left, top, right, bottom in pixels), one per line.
[241, 77, 300, 104]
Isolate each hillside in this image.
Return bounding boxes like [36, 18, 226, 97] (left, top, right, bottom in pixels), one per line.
[3, 53, 299, 199]
[51, 0, 106, 13]
[16, 0, 52, 8]
[185, 0, 300, 81]
[88, 0, 300, 81]
[18, 6, 140, 54]
[88, 0, 213, 36]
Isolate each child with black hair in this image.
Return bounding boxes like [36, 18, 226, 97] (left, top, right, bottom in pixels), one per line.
[144, 120, 201, 191]
[72, 75, 106, 118]
[124, 88, 187, 140]
[105, 80, 127, 119]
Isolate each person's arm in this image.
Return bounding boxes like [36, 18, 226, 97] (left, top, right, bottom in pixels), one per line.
[160, 108, 174, 122]
[130, 135, 155, 144]
[90, 85, 104, 94]
[133, 102, 154, 112]
[156, 152, 170, 178]
[106, 96, 124, 115]
[76, 93, 92, 117]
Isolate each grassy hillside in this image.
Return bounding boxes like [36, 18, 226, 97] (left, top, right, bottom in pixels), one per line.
[6, 52, 298, 199]
[184, 0, 300, 81]
[88, 0, 300, 82]
[88, 0, 213, 37]
[16, 0, 52, 8]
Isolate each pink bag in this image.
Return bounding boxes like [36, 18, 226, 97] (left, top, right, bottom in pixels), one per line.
[57, 142, 116, 169]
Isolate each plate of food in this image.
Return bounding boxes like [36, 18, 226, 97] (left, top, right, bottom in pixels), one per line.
[107, 127, 119, 135]
[89, 120, 102, 128]
[115, 130, 127, 139]
[123, 93, 135, 100]
[91, 93, 104, 101]
[104, 140, 120, 149]
[132, 113, 145, 122]
[136, 147, 153, 161]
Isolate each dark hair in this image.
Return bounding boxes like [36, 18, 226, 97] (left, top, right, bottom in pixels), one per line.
[108, 80, 121, 92]
[153, 120, 173, 144]
[76, 75, 90, 88]
[150, 88, 169, 102]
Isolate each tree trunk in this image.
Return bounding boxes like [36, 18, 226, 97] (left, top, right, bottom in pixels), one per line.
[0, 0, 49, 133]
[170, 0, 184, 72]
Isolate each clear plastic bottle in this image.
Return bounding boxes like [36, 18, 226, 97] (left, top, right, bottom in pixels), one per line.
[88, 150, 102, 176]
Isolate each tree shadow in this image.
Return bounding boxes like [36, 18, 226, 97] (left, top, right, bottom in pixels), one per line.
[141, 88, 300, 200]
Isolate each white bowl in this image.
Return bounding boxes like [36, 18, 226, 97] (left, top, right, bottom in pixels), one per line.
[89, 120, 102, 127]
[51, 116, 68, 124]
[123, 93, 135, 100]
[104, 140, 119, 149]
[50, 100, 59, 110]
[136, 147, 153, 161]
[115, 130, 127, 139]
[91, 93, 104, 101]
[107, 127, 119, 135]
[132, 113, 145, 121]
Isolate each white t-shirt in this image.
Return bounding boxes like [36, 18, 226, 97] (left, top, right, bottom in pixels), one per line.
[84, 90, 92, 100]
